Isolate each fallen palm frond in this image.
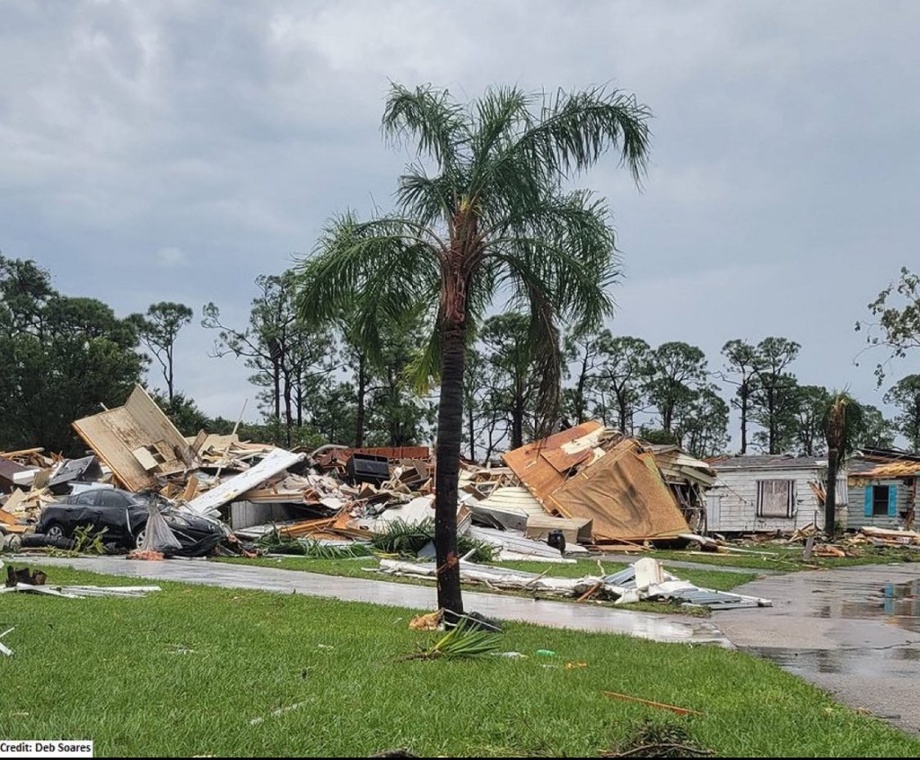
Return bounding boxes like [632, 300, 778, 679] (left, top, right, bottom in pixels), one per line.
[404, 620, 501, 661]
[371, 518, 494, 562]
[370, 518, 434, 555]
[257, 530, 373, 559]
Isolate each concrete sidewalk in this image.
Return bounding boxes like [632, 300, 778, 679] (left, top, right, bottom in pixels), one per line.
[10, 554, 730, 647]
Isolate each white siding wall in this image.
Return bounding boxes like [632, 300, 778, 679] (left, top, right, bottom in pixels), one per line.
[228, 501, 308, 530]
[707, 467, 827, 533]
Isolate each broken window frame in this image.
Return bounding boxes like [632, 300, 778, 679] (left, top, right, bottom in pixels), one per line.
[755, 479, 795, 519]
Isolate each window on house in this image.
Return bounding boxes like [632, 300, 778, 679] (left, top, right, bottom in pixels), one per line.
[872, 485, 890, 516]
[756, 480, 795, 518]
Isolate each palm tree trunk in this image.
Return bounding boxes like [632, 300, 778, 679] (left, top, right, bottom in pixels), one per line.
[354, 352, 367, 447]
[739, 386, 748, 454]
[511, 379, 524, 450]
[468, 404, 476, 462]
[435, 322, 465, 619]
[825, 447, 838, 537]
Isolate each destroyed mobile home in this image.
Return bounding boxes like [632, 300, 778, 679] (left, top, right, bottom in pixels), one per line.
[0, 386, 913, 602]
[1, 403, 714, 558]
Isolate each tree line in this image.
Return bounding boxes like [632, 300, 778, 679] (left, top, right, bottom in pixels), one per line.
[4, 251, 920, 460]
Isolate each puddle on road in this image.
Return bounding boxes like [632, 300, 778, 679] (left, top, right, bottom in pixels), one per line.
[751, 580, 920, 676]
[811, 579, 920, 633]
[748, 645, 920, 677]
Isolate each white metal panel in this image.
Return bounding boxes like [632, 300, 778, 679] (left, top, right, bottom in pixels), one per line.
[187, 449, 306, 516]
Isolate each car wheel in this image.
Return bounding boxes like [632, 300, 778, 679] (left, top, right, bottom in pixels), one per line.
[45, 523, 67, 541]
[135, 529, 146, 549]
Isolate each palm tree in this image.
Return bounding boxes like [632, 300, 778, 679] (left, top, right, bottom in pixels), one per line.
[823, 392, 865, 537]
[294, 83, 651, 620]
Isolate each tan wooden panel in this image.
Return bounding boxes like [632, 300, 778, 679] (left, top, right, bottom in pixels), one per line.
[124, 385, 195, 466]
[72, 409, 157, 491]
[548, 439, 690, 542]
[501, 421, 602, 504]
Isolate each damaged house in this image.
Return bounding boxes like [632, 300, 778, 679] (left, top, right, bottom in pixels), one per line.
[705, 454, 847, 533]
[847, 448, 920, 530]
[497, 421, 714, 545]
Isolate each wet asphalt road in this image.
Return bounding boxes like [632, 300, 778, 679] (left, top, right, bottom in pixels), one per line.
[713, 563, 920, 735]
[8, 555, 920, 735]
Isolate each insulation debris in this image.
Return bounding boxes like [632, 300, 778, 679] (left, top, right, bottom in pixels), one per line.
[377, 556, 771, 609]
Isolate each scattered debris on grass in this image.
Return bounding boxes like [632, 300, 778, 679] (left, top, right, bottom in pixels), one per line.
[1, 567, 160, 598]
[405, 620, 502, 661]
[6, 564, 47, 586]
[602, 719, 714, 758]
[248, 701, 308, 726]
[409, 609, 441, 631]
[602, 691, 704, 717]
[368, 750, 418, 758]
[0, 626, 14, 657]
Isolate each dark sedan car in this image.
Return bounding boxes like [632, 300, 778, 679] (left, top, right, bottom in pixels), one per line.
[36, 488, 225, 557]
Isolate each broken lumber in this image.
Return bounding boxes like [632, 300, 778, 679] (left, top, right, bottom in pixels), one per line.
[602, 690, 703, 716]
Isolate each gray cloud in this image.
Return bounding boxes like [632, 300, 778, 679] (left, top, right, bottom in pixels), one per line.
[2, 0, 918, 442]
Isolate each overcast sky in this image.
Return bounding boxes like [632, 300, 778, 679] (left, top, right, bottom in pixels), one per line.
[3, 1, 919, 443]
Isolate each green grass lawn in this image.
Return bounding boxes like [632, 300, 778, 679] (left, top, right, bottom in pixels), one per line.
[215, 554, 758, 596]
[1, 564, 918, 757]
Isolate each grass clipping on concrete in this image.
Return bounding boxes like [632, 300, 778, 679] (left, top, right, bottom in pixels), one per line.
[1, 564, 919, 758]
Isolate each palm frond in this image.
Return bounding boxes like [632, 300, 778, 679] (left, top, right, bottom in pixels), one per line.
[382, 83, 468, 171]
[468, 86, 650, 218]
[489, 232, 616, 330]
[523, 86, 651, 181]
[824, 392, 866, 459]
[397, 168, 459, 227]
[407, 323, 442, 393]
[294, 213, 442, 365]
[527, 290, 563, 439]
[411, 620, 501, 660]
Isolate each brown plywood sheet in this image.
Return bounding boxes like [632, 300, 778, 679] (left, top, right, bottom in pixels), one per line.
[540, 446, 593, 474]
[502, 421, 603, 504]
[547, 439, 690, 542]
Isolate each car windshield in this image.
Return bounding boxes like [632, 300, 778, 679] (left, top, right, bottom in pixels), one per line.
[126, 492, 168, 509]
